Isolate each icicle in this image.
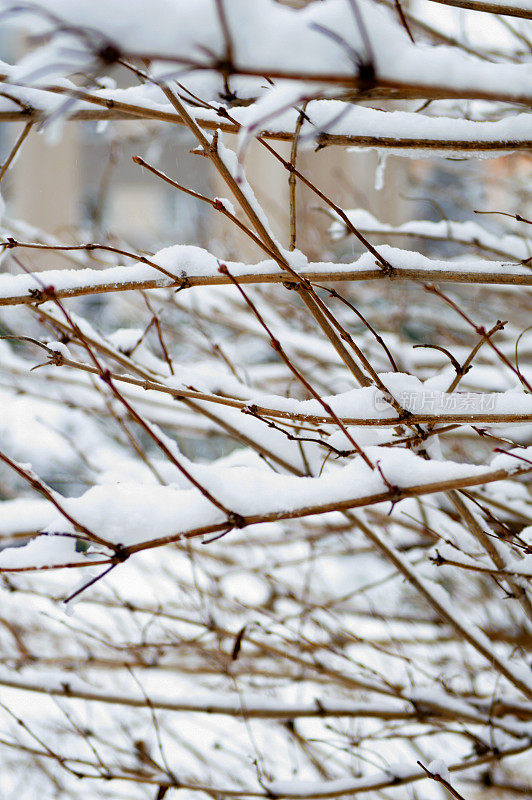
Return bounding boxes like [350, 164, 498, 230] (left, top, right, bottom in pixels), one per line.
[63, 567, 100, 616]
[42, 115, 66, 146]
[374, 152, 387, 191]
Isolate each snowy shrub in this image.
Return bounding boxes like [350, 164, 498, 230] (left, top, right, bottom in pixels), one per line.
[0, 0, 531, 797]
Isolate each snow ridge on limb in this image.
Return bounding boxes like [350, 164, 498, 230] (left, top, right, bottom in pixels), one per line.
[0, 243, 531, 308]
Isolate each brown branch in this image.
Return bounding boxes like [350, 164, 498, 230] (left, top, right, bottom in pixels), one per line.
[417, 761, 468, 800]
[289, 104, 307, 251]
[0, 121, 33, 184]
[426, 0, 532, 19]
[1, 262, 531, 308]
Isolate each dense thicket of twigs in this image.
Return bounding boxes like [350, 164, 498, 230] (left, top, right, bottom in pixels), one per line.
[0, 1, 531, 798]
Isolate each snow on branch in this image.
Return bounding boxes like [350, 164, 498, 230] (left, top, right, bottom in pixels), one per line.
[0, 0, 531, 797]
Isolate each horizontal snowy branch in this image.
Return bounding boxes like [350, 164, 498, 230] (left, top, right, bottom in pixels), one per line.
[0, 244, 530, 308]
[427, 0, 532, 19]
[0, 675, 530, 733]
[1, 85, 531, 154]
[330, 209, 532, 261]
[3, 0, 532, 104]
[2, 447, 531, 570]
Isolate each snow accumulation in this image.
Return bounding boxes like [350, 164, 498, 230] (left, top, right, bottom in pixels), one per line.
[330, 209, 532, 260]
[0, 535, 86, 570]
[1, 444, 530, 570]
[1, 79, 530, 156]
[234, 100, 532, 150]
[1, 0, 531, 102]
[0, 0, 531, 797]
[0, 0, 531, 161]
[0, 498, 55, 536]
[0, 243, 530, 306]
